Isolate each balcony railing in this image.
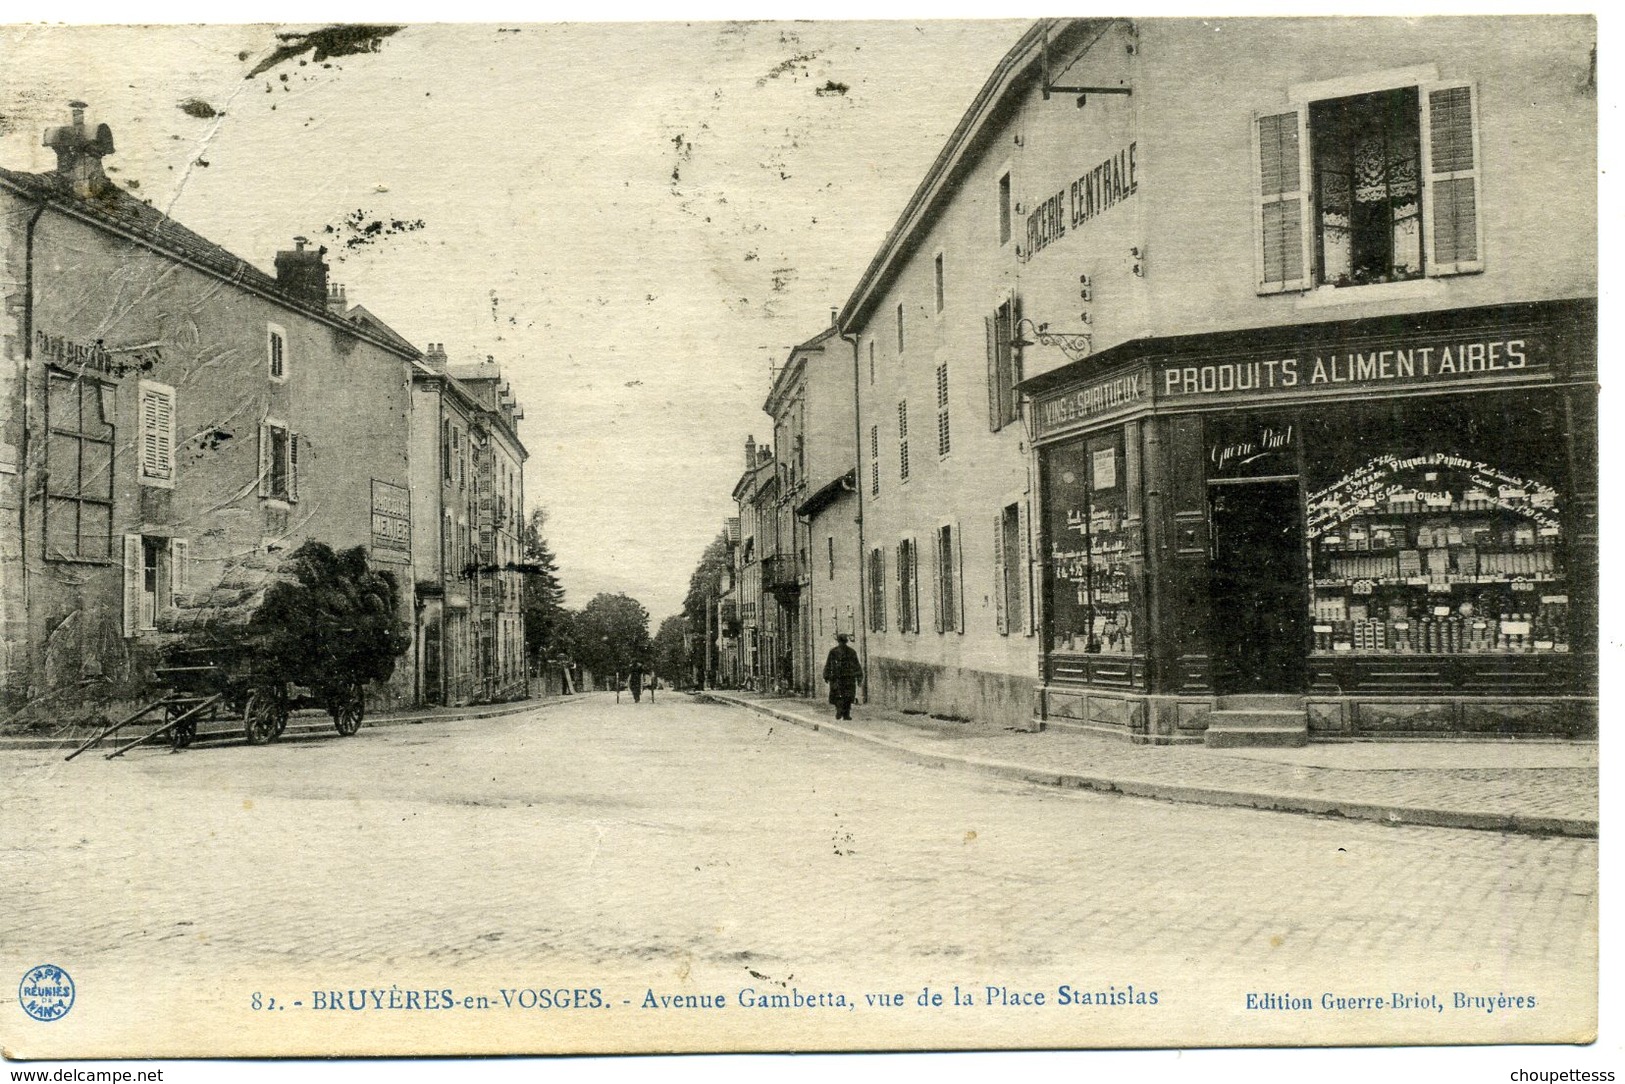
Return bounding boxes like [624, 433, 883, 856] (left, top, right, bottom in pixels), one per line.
[762, 554, 804, 596]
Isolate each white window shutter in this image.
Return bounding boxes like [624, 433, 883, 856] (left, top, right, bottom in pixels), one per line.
[953, 520, 965, 635]
[1422, 82, 1484, 276]
[993, 513, 1008, 635]
[258, 422, 271, 498]
[169, 538, 189, 606]
[122, 534, 142, 637]
[137, 381, 176, 487]
[1018, 497, 1035, 636]
[1254, 109, 1312, 293]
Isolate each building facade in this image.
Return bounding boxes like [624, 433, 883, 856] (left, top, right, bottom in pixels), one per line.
[732, 437, 782, 692]
[837, 17, 1596, 741]
[771, 325, 863, 698]
[0, 104, 422, 719]
[409, 349, 528, 707]
[710, 516, 742, 689]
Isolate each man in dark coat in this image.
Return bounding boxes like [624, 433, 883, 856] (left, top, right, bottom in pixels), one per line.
[628, 662, 646, 703]
[822, 633, 862, 720]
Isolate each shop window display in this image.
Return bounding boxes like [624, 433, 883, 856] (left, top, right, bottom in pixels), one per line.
[1303, 394, 1568, 657]
[1045, 431, 1135, 655]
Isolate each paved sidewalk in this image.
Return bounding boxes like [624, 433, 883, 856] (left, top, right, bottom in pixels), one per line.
[0, 692, 572, 752]
[702, 690, 1598, 837]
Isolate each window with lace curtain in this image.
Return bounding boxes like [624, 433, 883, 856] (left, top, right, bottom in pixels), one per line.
[1256, 79, 1481, 294]
[1310, 87, 1422, 287]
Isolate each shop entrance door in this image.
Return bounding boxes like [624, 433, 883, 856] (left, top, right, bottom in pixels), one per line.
[1208, 480, 1308, 693]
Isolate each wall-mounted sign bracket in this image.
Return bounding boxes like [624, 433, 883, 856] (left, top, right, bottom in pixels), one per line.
[1040, 26, 1132, 107]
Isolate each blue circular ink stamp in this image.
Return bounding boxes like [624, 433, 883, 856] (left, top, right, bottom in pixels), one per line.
[19, 964, 74, 1022]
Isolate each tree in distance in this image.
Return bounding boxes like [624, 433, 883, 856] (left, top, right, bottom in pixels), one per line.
[520, 508, 568, 666]
[652, 614, 689, 688]
[570, 592, 652, 684]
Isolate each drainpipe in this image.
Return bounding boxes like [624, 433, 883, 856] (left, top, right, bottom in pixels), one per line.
[838, 322, 868, 703]
[19, 197, 50, 690]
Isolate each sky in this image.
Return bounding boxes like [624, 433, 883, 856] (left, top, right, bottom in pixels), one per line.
[0, 19, 1028, 623]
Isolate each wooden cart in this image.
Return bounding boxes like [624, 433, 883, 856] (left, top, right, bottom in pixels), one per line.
[67, 645, 366, 760]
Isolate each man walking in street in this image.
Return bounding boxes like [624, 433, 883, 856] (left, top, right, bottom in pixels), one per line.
[822, 633, 862, 721]
[628, 661, 646, 704]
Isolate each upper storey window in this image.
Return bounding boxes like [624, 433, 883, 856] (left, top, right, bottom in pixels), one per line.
[1310, 87, 1422, 287]
[1256, 80, 1481, 293]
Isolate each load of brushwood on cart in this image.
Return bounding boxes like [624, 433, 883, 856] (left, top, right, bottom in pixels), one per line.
[154, 541, 411, 745]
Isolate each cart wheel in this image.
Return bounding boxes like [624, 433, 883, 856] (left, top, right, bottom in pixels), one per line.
[332, 685, 365, 737]
[169, 720, 197, 749]
[164, 702, 197, 750]
[243, 690, 280, 745]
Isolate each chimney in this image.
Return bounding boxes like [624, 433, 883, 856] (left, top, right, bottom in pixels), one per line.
[830, 306, 838, 328]
[425, 342, 448, 368]
[744, 435, 756, 471]
[326, 283, 349, 315]
[274, 236, 329, 307]
[43, 101, 117, 199]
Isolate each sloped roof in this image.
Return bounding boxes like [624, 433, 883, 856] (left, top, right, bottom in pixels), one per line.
[0, 166, 419, 360]
[346, 303, 421, 356]
[836, 20, 1116, 331]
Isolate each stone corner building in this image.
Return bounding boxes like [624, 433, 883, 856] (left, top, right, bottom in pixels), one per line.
[832, 17, 1596, 743]
[0, 104, 438, 717]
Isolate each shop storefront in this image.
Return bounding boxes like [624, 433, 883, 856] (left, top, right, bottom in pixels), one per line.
[1026, 300, 1596, 743]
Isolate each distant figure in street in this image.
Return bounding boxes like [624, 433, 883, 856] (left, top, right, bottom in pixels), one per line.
[822, 633, 862, 721]
[628, 662, 646, 704]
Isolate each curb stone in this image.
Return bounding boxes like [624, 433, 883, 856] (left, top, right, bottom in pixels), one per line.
[697, 692, 1596, 839]
[0, 696, 566, 752]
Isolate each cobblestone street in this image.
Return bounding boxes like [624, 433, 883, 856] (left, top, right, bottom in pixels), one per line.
[1, 693, 1598, 1056]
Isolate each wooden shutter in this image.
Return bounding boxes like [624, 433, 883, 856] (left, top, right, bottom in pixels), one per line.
[1423, 83, 1483, 276]
[258, 422, 271, 497]
[287, 431, 300, 502]
[1018, 497, 1035, 636]
[895, 541, 906, 633]
[909, 540, 921, 633]
[138, 381, 175, 487]
[169, 538, 189, 606]
[985, 315, 1001, 431]
[877, 546, 890, 630]
[953, 520, 965, 635]
[1254, 109, 1312, 293]
[936, 529, 949, 630]
[1008, 294, 1024, 409]
[993, 512, 1008, 635]
[122, 533, 141, 637]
